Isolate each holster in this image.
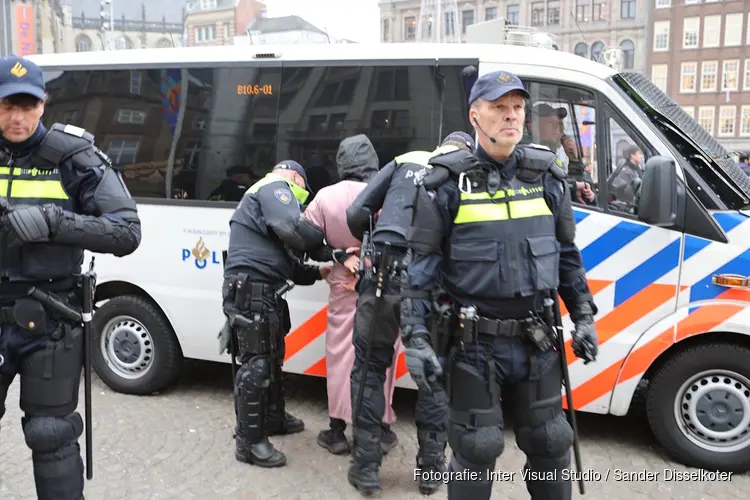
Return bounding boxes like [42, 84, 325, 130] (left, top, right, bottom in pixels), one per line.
[231, 274, 277, 356]
[430, 297, 456, 358]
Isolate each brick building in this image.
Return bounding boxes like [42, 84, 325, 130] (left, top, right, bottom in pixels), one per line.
[184, 0, 265, 46]
[647, 0, 750, 152]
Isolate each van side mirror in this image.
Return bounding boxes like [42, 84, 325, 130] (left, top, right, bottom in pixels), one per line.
[636, 156, 684, 227]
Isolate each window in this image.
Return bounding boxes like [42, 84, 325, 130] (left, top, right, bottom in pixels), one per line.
[718, 105, 736, 137]
[114, 36, 134, 50]
[404, 17, 416, 40]
[116, 109, 147, 124]
[461, 10, 474, 34]
[725, 13, 744, 46]
[224, 23, 231, 40]
[701, 61, 718, 92]
[575, 0, 588, 22]
[740, 106, 750, 136]
[653, 21, 669, 51]
[486, 6, 498, 22]
[683, 17, 700, 49]
[681, 106, 695, 119]
[655, 0, 670, 7]
[592, 2, 606, 22]
[444, 11, 456, 36]
[75, 35, 91, 52]
[156, 38, 172, 48]
[199, 0, 217, 9]
[744, 59, 750, 90]
[698, 106, 715, 135]
[703, 15, 721, 47]
[523, 80, 599, 205]
[620, 0, 635, 20]
[504, 5, 517, 24]
[531, 2, 544, 26]
[105, 139, 139, 165]
[680, 62, 697, 93]
[651, 64, 668, 92]
[574, 42, 588, 58]
[722, 60, 739, 91]
[373, 68, 410, 102]
[382, 19, 389, 42]
[195, 26, 216, 42]
[548, 1, 561, 25]
[684, 0, 700, 4]
[620, 39, 634, 70]
[591, 41, 604, 62]
[605, 112, 649, 213]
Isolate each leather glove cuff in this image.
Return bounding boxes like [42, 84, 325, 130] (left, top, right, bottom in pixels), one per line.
[571, 300, 595, 323]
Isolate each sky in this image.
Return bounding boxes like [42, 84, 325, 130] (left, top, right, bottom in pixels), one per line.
[263, 0, 381, 43]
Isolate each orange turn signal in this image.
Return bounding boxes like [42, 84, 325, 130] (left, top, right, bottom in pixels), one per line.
[712, 274, 750, 289]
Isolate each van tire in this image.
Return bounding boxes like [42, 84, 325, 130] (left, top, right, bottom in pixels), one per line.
[646, 343, 750, 472]
[92, 295, 182, 395]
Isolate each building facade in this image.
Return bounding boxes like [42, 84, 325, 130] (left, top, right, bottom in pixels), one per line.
[0, 0, 184, 56]
[379, 0, 649, 72]
[646, 0, 750, 152]
[184, 0, 265, 47]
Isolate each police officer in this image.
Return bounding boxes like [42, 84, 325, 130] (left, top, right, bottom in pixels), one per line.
[0, 55, 141, 499]
[401, 70, 599, 500]
[345, 132, 474, 496]
[222, 160, 345, 468]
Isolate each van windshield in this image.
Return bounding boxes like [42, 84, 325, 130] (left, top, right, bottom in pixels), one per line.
[610, 72, 750, 211]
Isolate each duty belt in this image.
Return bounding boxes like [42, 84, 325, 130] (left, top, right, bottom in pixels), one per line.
[457, 305, 532, 343]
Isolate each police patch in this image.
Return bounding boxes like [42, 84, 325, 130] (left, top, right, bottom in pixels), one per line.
[274, 188, 292, 204]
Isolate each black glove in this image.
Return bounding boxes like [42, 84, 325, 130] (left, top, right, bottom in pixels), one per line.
[570, 302, 598, 364]
[1, 204, 61, 244]
[403, 331, 442, 392]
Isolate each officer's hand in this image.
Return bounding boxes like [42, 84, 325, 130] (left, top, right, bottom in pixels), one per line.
[318, 264, 333, 280]
[404, 335, 442, 392]
[0, 204, 58, 244]
[572, 319, 598, 364]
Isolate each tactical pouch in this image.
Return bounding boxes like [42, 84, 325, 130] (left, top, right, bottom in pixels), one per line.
[13, 298, 49, 335]
[523, 318, 554, 352]
[430, 306, 457, 358]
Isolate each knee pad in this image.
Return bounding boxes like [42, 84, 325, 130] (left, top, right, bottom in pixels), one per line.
[450, 424, 504, 464]
[23, 413, 83, 453]
[237, 355, 271, 392]
[516, 413, 574, 458]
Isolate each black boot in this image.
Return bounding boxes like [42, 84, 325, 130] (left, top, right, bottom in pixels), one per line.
[317, 418, 350, 455]
[266, 367, 305, 435]
[235, 366, 287, 468]
[381, 423, 399, 455]
[416, 430, 447, 495]
[348, 426, 382, 495]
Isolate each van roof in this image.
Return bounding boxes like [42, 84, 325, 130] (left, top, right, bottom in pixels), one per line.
[25, 43, 617, 80]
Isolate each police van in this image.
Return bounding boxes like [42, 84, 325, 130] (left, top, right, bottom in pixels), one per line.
[26, 40, 750, 472]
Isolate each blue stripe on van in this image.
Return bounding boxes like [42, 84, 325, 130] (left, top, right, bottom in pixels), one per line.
[580, 221, 649, 272]
[712, 212, 748, 234]
[613, 239, 680, 307]
[689, 250, 750, 307]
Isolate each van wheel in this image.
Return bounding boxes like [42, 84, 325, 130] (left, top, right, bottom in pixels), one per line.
[646, 342, 750, 472]
[92, 295, 182, 395]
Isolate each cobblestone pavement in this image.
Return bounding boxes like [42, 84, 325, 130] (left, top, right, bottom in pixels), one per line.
[1, 361, 746, 499]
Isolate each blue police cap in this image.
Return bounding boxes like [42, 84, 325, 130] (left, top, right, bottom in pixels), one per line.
[468, 70, 529, 106]
[273, 160, 310, 191]
[0, 55, 45, 101]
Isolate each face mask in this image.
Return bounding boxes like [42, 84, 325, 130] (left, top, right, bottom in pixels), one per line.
[290, 182, 309, 205]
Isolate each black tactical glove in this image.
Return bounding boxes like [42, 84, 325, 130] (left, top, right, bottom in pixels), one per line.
[403, 330, 442, 392]
[331, 248, 355, 264]
[570, 302, 598, 364]
[1, 204, 62, 244]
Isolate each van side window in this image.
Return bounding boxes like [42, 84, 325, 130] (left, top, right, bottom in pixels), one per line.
[522, 79, 599, 207]
[276, 64, 443, 200]
[603, 107, 651, 216]
[42, 67, 282, 203]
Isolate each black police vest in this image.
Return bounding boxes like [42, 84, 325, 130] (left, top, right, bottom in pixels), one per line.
[0, 160, 80, 283]
[442, 168, 560, 301]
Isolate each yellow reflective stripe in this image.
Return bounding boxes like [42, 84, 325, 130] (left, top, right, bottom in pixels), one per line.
[0, 166, 9, 175]
[460, 191, 505, 200]
[246, 173, 288, 194]
[454, 202, 508, 224]
[0, 179, 69, 199]
[508, 198, 551, 218]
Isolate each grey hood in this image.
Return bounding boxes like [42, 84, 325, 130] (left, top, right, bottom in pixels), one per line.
[336, 134, 379, 182]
